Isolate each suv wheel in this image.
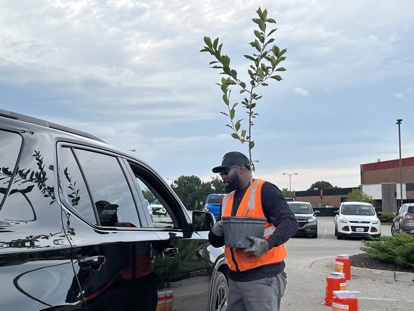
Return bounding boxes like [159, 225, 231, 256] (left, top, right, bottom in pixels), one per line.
[210, 271, 228, 311]
[390, 224, 397, 236]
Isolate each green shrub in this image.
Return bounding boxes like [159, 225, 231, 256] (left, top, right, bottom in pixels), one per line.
[378, 212, 395, 223]
[361, 233, 414, 269]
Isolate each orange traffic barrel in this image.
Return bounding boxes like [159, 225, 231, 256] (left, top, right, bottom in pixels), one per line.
[324, 272, 347, 306]
[332, 291, 358, 311]
[335, 254, 351, 280]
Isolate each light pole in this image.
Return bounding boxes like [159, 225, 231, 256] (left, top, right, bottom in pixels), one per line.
[396, 119, 403, 210]
[282, 172, 298, 192]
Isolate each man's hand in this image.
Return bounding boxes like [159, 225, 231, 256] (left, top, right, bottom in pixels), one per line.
[244, 236, 269, 257]
[211, 220, 224, 237]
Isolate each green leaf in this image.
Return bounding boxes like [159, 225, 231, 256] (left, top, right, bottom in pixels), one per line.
[222, 55, 230, 67]
[222, 94, 229, 105]
[249, 40, 261, 52]
[213, 37, 219, 49]
[266, 18, 276, 24]
[231, 133, 240, 140]
[276, 67, 286, 72]
[241, 130, 246, 138]
[244, 54, 256, 62]
[203, 36, 213, 47]
[249, 141, 255, 150]
[258, 19, 265, 32]
[235, 120, 241, 131]
[230, 108, 235, 119]
[268, 28, 277, 36]
[230, 69, 238, 79]
[270, 75, 282, 81]
[254, 30, 264, 43]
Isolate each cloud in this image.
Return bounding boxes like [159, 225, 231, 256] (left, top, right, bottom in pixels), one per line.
[293, 87, 309, 96]
[1, 0, 414, 192]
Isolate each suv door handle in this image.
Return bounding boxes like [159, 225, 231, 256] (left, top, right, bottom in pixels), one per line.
[78, 255, 106, 268]
[163, 247, 179, 257]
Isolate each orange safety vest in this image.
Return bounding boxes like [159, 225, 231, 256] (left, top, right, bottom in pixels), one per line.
[222, 179, 287, 272]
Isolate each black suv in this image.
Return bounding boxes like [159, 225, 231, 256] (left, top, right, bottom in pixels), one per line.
[0, 110, 228, 311]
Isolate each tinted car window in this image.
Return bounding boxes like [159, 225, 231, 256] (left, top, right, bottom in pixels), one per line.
[73, 148, 140, 227]
[60, 147, 95, 224]
[289, 203, 312, 214]
[0, 130, 22, 206]
[407, 206, 414, 214]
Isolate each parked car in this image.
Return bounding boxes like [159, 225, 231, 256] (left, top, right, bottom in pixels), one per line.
[334, 201, 381, 239]
[148, 199, 167, 215]
[0, 110, 228, 311]
[284, 197, 295, 202]
[204, 194, 225, 220]
[287, 201, 318, 238]
[391, 203, 414, 235]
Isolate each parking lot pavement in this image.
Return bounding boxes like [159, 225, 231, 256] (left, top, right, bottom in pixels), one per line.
[281, 218, 414, 310]
[312, 257, 414, 284]
[282, 257, 414, 311]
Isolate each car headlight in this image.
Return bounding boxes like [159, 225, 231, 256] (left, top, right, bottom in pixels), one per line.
[371, 220, 379, 224]
[307, 216, 317, 223]
[340, 218, 348, 223]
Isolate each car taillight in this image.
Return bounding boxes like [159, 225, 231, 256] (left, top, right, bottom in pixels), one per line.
[404, 213, 414, 219]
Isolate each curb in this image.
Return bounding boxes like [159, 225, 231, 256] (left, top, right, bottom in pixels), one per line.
[311, 257, 414, 284]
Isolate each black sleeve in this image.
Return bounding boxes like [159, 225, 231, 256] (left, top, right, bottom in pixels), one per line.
[208, 231, 225, 248]
[261, 182, 298, 248]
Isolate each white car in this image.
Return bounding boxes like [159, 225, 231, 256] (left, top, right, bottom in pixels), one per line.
[334, 201, 381, 239]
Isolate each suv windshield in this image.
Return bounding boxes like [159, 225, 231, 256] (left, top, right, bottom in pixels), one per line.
[341, 204, 375, 216]
[289, 203, 312, 214]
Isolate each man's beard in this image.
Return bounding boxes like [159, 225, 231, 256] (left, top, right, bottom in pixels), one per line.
[225, 173, 241, 193]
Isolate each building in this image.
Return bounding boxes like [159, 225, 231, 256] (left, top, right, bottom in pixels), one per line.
[361, 157, 414, 213]
[293, 156, 414, 214]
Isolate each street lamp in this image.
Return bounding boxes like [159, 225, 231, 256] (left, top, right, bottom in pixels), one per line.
[282, 172, 298, 192]
[396, 119, 403, 210]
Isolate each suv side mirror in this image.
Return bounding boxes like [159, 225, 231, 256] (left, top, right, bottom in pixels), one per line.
[192, 211, 215, 231]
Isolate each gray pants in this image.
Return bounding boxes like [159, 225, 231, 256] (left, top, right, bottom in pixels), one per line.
[227, 271, 287, 311]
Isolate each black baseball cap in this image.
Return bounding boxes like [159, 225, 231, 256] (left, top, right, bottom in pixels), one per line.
[212, 151, 250, 173]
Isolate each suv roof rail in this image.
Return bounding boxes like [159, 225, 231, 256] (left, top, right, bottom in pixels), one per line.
[0, 109, 105, 143]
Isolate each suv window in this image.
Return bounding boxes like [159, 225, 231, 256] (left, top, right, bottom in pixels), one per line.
[132, 169, 175, 229]
[0, 130, 22, 206]
[59, 146, 140, 227]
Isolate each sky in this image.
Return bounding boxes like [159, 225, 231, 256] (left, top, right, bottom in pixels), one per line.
[1, 0, 413, 192]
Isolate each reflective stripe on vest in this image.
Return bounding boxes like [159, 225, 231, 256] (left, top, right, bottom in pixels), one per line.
[222, 179, 287, 272]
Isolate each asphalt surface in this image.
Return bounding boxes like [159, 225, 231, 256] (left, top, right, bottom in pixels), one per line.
[280, 218, 414, 310]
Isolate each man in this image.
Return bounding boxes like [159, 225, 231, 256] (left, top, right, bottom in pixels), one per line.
[209, 151, 298, 311]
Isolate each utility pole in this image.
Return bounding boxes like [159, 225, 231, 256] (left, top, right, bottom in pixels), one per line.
[282, 172, 298, 192]
[396, 119, 403, 211]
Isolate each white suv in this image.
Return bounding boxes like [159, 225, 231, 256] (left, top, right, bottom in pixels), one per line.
[334, 201, 381, 239]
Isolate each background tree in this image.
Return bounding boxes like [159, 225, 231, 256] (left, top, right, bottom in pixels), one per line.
[170, 175, 225, 210]
[201, 7, 286, 169]
[308, 181, 337, 191]
[347, 188, 372, 203]
[281, 188, 293, 198]
[210, 176, 226, 193]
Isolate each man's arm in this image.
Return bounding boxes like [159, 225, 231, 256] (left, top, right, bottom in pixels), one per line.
[261, 182, 298, 249]
[208, 230, 225, 247]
